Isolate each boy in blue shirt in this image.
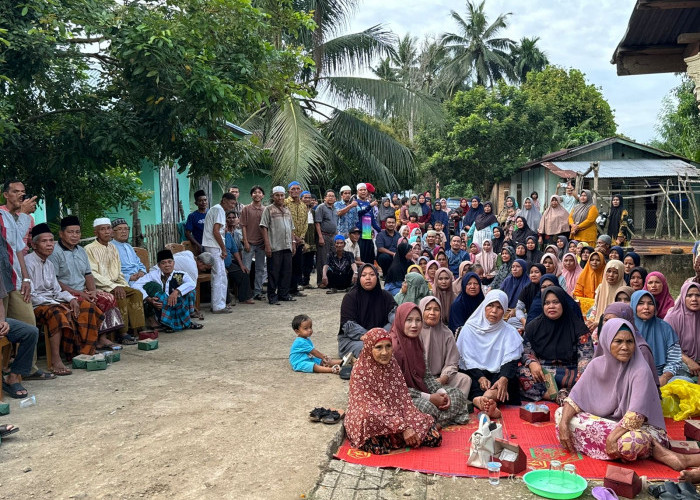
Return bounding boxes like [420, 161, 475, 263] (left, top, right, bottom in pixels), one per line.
[289, 314, 342, 374]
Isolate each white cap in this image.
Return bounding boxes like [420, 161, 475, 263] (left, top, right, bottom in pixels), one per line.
[356, 183, 367, 190]
[339, 185, 352, 194]
[272, 186, 285, 194]
[93, 217, 111, 227]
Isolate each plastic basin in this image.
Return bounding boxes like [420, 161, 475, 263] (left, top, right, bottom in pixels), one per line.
[523, 470, 587, 499]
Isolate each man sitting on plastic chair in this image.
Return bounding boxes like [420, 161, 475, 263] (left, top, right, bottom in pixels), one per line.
[133, 249, 202, 332]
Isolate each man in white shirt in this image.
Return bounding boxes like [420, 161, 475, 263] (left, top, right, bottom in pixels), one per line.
[134, 249, 201, 331]
[201, 192, 237, 313]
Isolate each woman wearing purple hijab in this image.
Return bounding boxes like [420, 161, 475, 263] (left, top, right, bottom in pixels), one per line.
[556, 318, 668, 462]
[594, 302, 660, 388]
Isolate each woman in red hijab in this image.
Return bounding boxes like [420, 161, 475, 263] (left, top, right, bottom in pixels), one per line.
[389, 302, 471, 427]
[344, 328, 442, 454]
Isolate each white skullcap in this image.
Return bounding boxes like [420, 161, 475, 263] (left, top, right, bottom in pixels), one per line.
[272, 186, 285, 194]
[356, 183, 367, 190]
[339, 185, 352, 193]
[93, 217, 111, 227]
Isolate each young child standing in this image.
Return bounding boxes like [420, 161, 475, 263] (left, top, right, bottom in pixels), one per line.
[289, 314, 343, 374]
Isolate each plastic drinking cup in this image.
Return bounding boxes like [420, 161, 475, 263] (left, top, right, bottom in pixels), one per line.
[487, 461, 501, 486]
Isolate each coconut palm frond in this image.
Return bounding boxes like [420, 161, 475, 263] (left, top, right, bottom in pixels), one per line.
[265, 98, 328, 186]
[320, 76, 444, 124]
[320, 25, 397, 75]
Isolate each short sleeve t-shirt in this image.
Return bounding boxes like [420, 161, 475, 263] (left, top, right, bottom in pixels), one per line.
[289, 337, 321, 372]
[185, 211, 208, 245]
[202, 204, 226, 248]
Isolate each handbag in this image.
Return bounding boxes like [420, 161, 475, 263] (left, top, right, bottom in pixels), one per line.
[467, 413, 503, 469]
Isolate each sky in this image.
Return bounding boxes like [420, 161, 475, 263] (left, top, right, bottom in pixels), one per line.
[345, 0, 682, 144]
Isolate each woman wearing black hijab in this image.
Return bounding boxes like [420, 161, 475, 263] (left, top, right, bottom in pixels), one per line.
[338, 263, 397, 357]
[491, 226, 506, 255]
[384, 242, 413, 295]
[606, 194, 628, 242]
[511, 216, 537, 247]
[518, 286, 592, 401]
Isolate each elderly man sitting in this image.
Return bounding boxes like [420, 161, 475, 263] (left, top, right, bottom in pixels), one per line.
[134, 249, 201, 332]
[26, 224, 107, 375]
[111, 218, 147, 286]
[85, 217, 145, 344]
[49, 215, 124, 336]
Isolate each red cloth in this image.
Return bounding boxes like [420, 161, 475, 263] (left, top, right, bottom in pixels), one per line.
[344, 328, 434, 449]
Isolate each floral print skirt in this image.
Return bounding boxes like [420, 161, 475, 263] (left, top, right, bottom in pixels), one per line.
[554, 407, 668, 461]
[359, 425, 442, 455]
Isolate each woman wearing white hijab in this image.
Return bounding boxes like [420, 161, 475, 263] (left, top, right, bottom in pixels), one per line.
[456, 289, 524, 418]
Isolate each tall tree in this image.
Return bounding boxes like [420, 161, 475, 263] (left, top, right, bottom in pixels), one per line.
[418, 67, 617, 196]
[651, 77, 700, 162]
[0, 0, 306, 211]
[440, 0, 515, 89]
[244, 0, 443, 191]
[511, 36, 549, 83]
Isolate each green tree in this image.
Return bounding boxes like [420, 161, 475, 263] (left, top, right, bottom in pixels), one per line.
[440, 0, 515, 89]
[0, 0, 306, 212]
[511, 36, 548, 83]
[418, 68, 617, 196]
[651, 77, 700, 162]
[521, 67, 616, 139]
[244, 0, 443, 192]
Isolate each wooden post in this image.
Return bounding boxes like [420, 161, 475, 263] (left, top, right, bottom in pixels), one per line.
[659, 182, 697, 240]
[655, 194, 665, 239]
[666, 179, 672, 239]
[591, 161, 600, 205]
[131, 201, 143, 247]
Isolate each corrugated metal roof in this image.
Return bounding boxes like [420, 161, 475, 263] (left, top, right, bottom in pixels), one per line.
[549, 159, 699, 179]
[617, 4, 699, 48]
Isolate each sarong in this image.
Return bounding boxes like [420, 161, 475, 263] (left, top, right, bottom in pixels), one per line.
[113, 287, 145, 333]
[145, 291, 195, 331]
[71, 291, 124, 334]
[34, 301, 104, 358]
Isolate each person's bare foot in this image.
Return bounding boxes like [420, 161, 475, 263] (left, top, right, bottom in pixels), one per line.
[473, 396, 502, 419]
[680, 468, 700, 483]
[50, 362, 72, 376]
[653, 440, 688, 471]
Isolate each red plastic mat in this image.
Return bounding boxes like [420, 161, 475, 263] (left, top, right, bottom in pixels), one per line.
[334, 403, 686, 479]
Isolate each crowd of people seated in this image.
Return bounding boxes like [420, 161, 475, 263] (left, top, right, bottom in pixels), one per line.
[7, 175, 700, 479]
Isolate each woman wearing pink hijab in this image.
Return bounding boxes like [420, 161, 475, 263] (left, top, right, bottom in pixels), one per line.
[557, 318, 668, 462]
[561, 252, 582, 296]
[644, 271, 675, 319]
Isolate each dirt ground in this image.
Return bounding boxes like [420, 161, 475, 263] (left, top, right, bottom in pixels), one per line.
[0, 289, 348, 499]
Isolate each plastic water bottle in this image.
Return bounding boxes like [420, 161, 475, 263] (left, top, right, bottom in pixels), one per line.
[19, 395, 36, 408]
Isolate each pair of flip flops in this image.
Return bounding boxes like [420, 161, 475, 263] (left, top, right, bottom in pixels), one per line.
[649, 481, 700, 499]
[308, 407, 344, 425]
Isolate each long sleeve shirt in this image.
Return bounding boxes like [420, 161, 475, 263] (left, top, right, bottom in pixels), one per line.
[132, 267, 195, 299]
[84, 240, 128, 292]
[112, 240, 147, 286]
[25, 252, 75, 306]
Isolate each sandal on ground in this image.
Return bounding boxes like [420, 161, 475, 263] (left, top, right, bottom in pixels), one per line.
[189, 322, 204, 330]
[321, 409, 345, 425]
[678, 483, 700, 500]
[118, 334, 137, 345]
[194, 311, 205, 320]
[51, 366, 72, 376]
[0, 424, 19, 438]
[651, 481, 682, 499]
[339, 365, 352, 380]
[325, 288, 338, 294]
[160, 326, 175, 333]
[309, 407, 330, 422]
[24, 369, 56, 381]
[2, 381, 28, 399]
[591, 486, 619, 500]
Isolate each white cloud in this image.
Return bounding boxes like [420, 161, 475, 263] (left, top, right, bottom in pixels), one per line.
[345, 0, 682, 143]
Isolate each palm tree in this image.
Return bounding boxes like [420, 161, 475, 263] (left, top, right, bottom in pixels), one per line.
[242, 0, 443, 191]
[440, 0, 516, 89]
[512, 37, 549, 82]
